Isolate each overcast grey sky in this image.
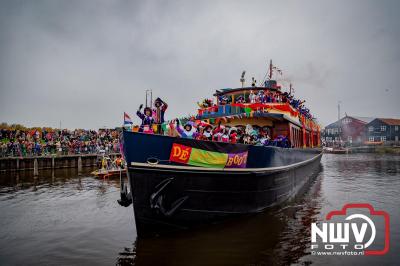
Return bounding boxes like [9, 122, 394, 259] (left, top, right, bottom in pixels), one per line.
[0, 0, 399, 129]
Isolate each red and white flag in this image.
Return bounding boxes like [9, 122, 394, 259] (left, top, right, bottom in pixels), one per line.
[124, 112, 133, 125]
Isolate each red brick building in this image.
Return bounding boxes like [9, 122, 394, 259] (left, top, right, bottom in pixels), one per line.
[323, 115, 375, 146]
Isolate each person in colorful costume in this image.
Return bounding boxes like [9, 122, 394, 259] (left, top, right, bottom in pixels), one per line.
[229, 127, 238, 144]
[219, 95, 229, 105]
[153, 97, 168, 134]
[176, 120, 199, 139]
[202, 125, 213, 141]
[249, 90, 257, 103]
[257, 90, 267, 103]
[114, 154, 125, 169]
[212, 121, 224, 142]
[136, 104, 155, 134]
[236, 95, 245, 104]
[245, 124, 257, 137]
[220, 128, 230, 143]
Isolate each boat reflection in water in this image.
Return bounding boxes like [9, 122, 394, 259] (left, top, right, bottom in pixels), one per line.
[117, 164, 323, 266]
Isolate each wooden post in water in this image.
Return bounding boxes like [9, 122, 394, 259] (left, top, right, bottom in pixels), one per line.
[78, 156, 82, 174]
[51, 156, 55, 179]
[16, 158, 20, 182]
[33, 158, 39, 176]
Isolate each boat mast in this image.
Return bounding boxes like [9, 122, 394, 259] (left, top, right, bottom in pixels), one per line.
[268, 59, 273, 80]
[260, 59, 273, 86]
[338, 100, 342, 146]
[145, 89, 153, 108]
[240, 71, 246, 88]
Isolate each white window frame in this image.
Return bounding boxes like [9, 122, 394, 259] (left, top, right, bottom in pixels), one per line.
[381, 136, 386, 142]
[342, 118, 351, 124]
[368, 126, 374, 132]
[369, 136, 374, 142]
[381, 125, 386, 131]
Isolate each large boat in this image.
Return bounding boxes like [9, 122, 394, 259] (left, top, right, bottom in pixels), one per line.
[120, 62, 323, 236]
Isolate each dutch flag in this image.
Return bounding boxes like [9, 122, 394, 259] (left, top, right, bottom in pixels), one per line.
[124, 112, 133, 125]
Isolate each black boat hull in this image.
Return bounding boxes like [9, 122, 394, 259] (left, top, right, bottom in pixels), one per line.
[122, 131, 322, 236]
[128, 156, 322, 236]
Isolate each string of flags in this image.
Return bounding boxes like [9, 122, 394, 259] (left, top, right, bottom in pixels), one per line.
[272, 66, 283, 75]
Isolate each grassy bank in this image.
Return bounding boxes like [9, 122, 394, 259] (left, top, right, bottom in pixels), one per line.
[375, 146, 400, 154]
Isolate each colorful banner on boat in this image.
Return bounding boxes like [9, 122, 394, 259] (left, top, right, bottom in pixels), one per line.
[169, 143, 248, 168]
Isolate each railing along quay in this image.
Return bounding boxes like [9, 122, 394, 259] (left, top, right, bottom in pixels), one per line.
[0, 153, 121, 175]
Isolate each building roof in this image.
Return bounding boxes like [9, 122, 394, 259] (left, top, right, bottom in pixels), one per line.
[324, 115, 375, 129]
[376, 118, 400, 126]
[351, 116, 375, 124]
[325, 120, 340, 128]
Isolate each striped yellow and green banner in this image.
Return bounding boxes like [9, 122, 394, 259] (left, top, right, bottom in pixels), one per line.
[169, 143, 248, 168]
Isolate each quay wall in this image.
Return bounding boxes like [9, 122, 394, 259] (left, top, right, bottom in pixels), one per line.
[0, 153, 120, 174]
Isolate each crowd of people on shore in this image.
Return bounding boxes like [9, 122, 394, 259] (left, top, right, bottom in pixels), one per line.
[2, 88, 304, 158]
[0, 127, 120, 157]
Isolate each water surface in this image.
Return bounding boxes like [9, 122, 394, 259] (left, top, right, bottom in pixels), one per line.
[0, 154, 399, 265]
